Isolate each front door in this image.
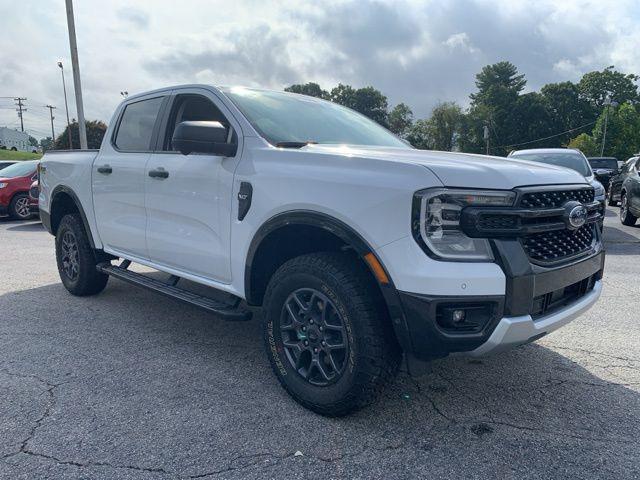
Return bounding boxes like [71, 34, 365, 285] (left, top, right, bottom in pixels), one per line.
[92, 95, 166, 259]
[144, 89, 241, 282]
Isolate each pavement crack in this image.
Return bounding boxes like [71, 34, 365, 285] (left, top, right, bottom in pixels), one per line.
[187, 451, 292, 478]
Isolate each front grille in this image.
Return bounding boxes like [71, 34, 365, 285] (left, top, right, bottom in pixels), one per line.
[519, 189, 594, 209]
[477, 214, 519, 230]
[522, 224, 595, 264]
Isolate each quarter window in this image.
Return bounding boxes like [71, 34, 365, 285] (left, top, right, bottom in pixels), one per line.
[114, 97, 164, 151]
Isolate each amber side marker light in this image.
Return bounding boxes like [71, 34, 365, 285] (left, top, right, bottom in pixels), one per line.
[363, 252, 390, 285]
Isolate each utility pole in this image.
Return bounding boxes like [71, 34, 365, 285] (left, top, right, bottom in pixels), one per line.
[14, 97, 27, 132]
[58, 62, 74, 149]
[45, 105, 56, 141]
[600, 97, 618, 157]
[65, 0, 87, 149]
[483, 123, 490, 155]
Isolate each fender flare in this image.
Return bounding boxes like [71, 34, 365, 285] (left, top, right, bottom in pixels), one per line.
[244, 210, 412, 351]
[48, 185, 96, 249]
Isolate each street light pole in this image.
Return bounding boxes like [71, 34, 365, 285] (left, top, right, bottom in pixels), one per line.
[65, 0, 88, 150]
[57, 61, 73, 149]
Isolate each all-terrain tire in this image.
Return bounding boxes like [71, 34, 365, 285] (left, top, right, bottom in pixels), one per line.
[262, 252, 400, 416]
[55, 214, 109, 296]
[620, 193, 637, 226]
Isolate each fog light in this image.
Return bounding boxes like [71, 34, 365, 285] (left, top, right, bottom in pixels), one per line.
[452, 309, 466, 323]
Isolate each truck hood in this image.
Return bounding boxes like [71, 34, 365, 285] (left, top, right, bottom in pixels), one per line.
[307, 145, 589, 189]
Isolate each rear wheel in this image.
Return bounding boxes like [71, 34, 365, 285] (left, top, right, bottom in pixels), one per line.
[262, 252, 400, 416]
[9, 193, 32, 220]
[620, 193, 638, 226]
[55, 214, 109, 296]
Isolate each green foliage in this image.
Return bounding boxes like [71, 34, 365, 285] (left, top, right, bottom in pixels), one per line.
[330, 84, 389, 126]
[284, 82, 328, 99]
[0, 150, 42, 160]
[54, 120, 107, 150]
[591, 102, 640, 160]
[406, 102, 465, 151]
[40, 137, 53, 151]
[567, 133, 599, 157]
[28, 135, 38, 147]
[387, 103, 413, 136]
[540, 82, 595, 145]
[578, 66, 639, 110]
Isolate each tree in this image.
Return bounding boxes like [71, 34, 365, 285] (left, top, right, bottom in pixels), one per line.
[540, 81, 594, 146]
[578, 66, 639, 110]
[591, 102, 640, 160]
[330, 84, 389, 126]
[28, 135, 38, 147]
[284, 82, 328, 99]
[39, 137, 53, 151]
[470, 61, 526, 107]
[505, 92, 554, 151]
[406, 119, 433, 150]
[406, 102, 465, 151]
[567, 133, 599, 156]
[54, 120, 107, 150]
[467, 62, 527, 155]
[387, 103, 413, 136]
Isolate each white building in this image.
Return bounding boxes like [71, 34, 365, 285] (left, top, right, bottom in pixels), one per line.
[0, 127, 31, 152]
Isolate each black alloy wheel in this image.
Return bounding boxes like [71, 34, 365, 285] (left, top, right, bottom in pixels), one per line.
[280, 288, 349, 386]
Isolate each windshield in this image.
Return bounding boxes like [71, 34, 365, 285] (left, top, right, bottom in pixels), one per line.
[588, 158, 618, 170]
[223, 88, 409, 148]
[511, 152, 591, 177]
[0, 160, 37, 179]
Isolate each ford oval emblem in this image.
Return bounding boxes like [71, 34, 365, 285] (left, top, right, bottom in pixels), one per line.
[568, 204, 587, 229]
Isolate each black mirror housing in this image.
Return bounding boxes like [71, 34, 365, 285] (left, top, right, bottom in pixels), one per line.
[172, 121, 237, 156]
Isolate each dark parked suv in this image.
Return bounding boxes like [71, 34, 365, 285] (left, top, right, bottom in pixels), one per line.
[615, 155, 640, 225]
[587, 157, 619, 192]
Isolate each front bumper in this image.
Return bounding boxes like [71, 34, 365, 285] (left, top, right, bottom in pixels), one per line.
[391, 247, 604, 362]
[469, 280, 602, 356]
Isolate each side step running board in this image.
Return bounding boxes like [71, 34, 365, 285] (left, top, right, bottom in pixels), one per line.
[97, 262, 252, 321]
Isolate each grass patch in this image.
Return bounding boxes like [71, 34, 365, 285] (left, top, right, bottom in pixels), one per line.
[0, 150, 42, 161]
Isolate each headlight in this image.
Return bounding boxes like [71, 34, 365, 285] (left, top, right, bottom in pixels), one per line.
[413, 188, 516, 261]
[0, 183, 7, 189]
[593, 184, 605, 197]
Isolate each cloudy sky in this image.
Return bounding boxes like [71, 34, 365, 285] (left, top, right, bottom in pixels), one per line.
[1, 0, 639, 140]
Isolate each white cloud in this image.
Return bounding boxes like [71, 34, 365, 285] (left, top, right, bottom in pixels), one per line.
[0, 0, 638, 139]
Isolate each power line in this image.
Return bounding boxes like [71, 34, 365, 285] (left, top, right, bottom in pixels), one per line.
[498, 120, 598, 149]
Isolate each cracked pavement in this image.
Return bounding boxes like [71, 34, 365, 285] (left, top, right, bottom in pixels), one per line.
[0, 207, 639, 479]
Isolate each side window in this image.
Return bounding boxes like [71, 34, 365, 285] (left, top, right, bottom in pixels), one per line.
[114, 97, 164, 151]
[163, 94, 234, 151]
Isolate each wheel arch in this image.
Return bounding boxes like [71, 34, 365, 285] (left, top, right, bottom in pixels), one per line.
[244, 211, 412, 351]
[49, 185, 96, 249]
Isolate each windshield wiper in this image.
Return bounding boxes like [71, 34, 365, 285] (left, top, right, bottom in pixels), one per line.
[275, 141, 317, 149]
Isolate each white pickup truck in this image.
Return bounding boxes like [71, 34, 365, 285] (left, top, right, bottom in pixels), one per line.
[39, 85, 605, 416]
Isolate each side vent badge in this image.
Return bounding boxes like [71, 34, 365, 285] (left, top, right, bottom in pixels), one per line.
[237, 182, 253, 221]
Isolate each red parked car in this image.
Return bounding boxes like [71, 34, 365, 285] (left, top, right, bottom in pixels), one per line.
[28, 180, 39, 216]
[0, 160, 39, 220]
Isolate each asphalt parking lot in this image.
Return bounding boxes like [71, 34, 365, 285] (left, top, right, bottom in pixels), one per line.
[0, 207, 639, 479]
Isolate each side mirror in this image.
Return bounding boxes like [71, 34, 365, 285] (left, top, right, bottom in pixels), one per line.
[172, 121, 237, 156]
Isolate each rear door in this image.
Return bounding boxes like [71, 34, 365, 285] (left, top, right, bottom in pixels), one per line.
[92, 94, 167, 259]
[631, 158, 640, 212]
[144, 87, 243, 282]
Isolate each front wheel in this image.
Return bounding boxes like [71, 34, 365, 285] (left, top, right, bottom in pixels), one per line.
[55, 214, 109, 296]
[620, 194, 638, 226]
[262, 252, 400, 416]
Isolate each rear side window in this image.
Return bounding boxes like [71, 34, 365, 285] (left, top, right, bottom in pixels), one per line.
[114, 97, 164, 151]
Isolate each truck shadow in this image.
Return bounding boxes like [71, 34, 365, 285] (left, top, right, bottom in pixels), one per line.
[4, 220, 43, 232]
[0, 279, 638, 478]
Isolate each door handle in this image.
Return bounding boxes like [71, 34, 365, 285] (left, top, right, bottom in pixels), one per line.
[148, 168, 169, 179]
[97, 165, 112, 174]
